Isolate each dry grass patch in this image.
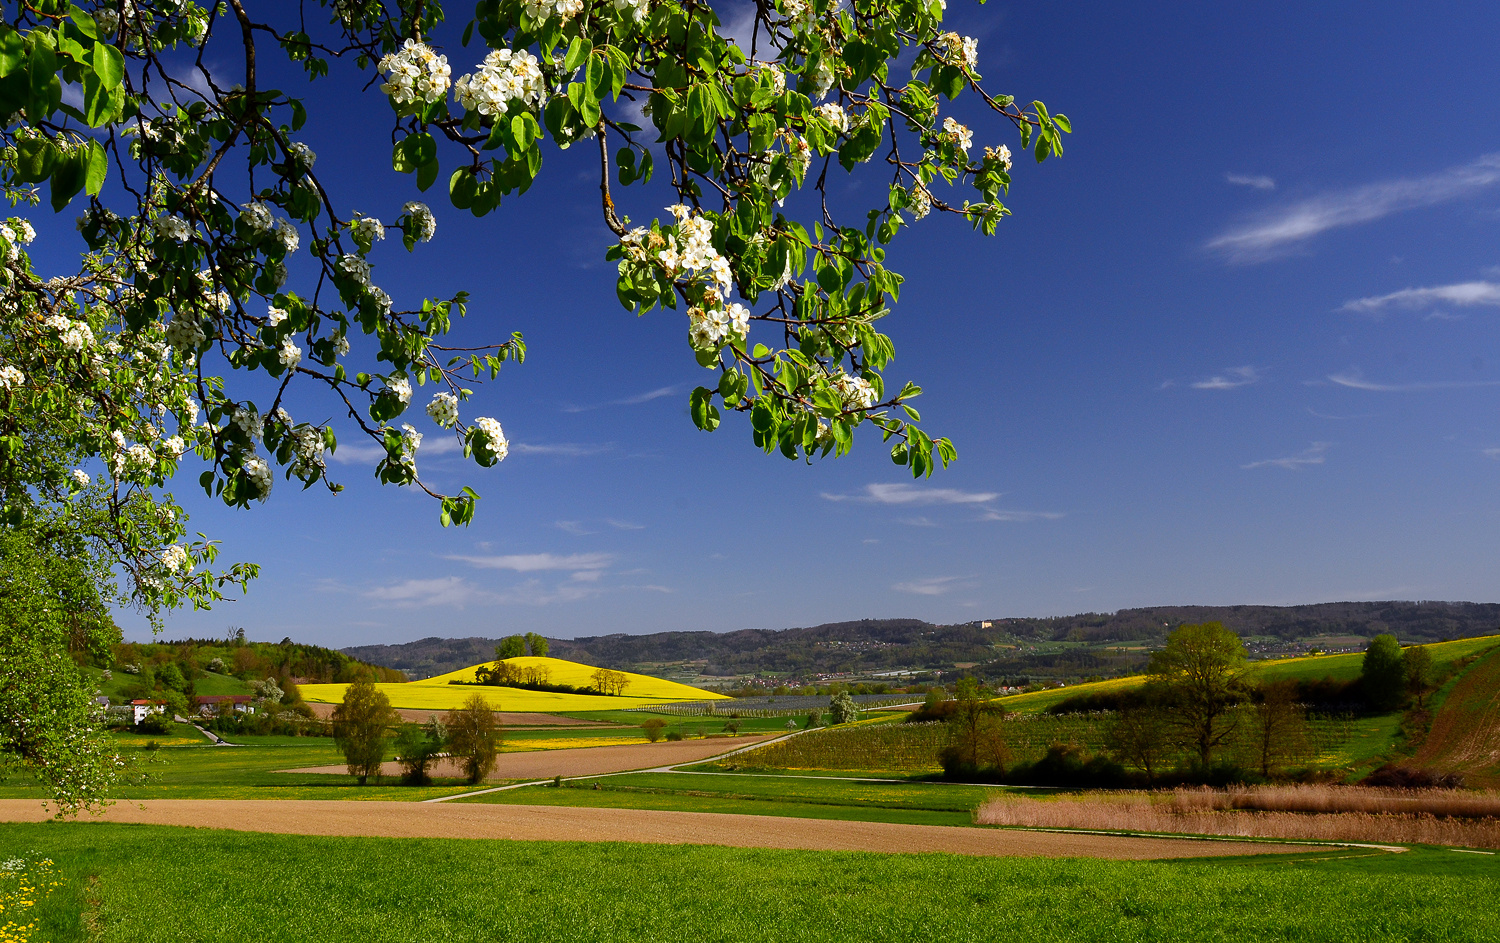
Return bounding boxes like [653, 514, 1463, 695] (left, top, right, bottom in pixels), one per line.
[977, 785, 1500, 848]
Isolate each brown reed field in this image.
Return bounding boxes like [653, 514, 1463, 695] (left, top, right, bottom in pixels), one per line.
[976, 785, 1500, 848]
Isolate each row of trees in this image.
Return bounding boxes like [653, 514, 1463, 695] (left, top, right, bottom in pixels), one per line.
[330, 683, 500, 786]
[495, 634, 551, 660]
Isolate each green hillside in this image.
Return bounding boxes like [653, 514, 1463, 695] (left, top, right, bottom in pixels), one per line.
[1411, 644, 1500, 787]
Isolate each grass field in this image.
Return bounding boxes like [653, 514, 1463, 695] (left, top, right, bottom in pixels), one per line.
[4, 823, 1497, 942]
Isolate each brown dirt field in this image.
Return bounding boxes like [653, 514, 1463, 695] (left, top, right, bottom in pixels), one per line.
[1414, 644, 1500, 787]
[284, 734, 775, 781]
[303, 703, 608, 727]
[0, 799, 1319, 859]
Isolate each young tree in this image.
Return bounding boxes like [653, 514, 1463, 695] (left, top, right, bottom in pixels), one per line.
[1147, 622, 1247, 769]
[828, 690, 860, 725]
[640, 718, 667, 742]
[940, 677, 1005, 776]
[1403, 644, 1434, 710]
[331, 678, 397, 785]
[1361, 634, 1407, 713]
[1244, 680, 1309, 780]
[524, 633, 550, 658]
[1105, 705, 1173, 785]
[0, 0, 1067, 814]
[443, 694, 501, 784]
[496, 636, 527, 660]
[393, 717, 447, 785]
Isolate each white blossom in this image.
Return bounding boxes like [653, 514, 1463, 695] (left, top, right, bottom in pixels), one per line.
[473, 416, 509, 461]
[386, 375, 412, 405]
[831, 371, 877, 410]
[289, 426, 325, 478]
[164, 311, 205, 351]
[231, 406, 264, 441]
[160, 544, 191, 574]
[338, 253, 372, 287]
[727, 303, 751, 336]
[522, 0, 583, 21]
[239, 202, 274, 232]
[153, 215, 193, 242]
[351, 215, 385, 244]
[275, 218, 300, 253]
[942, 116, 973, 154]
[0, 364, 21, 390]
[909, 182, 932, 220]
[241, 454, 272, 499]
[814, 102, 849, 134]
[426, 391, 459, 427]
[333, 331, 350, 356]
[986, 144, 1013, 171]
[287, 141, 316, 169]
[162, 435, 186, 459]
[454, 47, 547, 116]
[265, 305, 288, 327]
[400, 422, 423, 456]
[403, 201, 437, 242]
[277, 336, 302, 370]
[71, 468, 90, 487]
[378, 39, 453, 107]
[1, 218, 35, 245]
[612, 0, 649, 23]
[46, 314, 94, 352]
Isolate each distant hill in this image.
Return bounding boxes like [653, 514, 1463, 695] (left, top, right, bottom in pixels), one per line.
[344, 602, 1500, 681]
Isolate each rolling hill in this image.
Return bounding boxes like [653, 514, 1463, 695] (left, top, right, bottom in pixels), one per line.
[299, 656, 728, 713]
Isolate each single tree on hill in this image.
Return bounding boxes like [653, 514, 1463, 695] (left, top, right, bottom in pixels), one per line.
[444, 694, 501, 785]
[1361, 634, 1407, 713]
[524, 633, 550, 658]
[1147, 622, 1247, 769]
[496, 636, 527, 660]
[332, 679, 398, 786]
[1403, 645, 1434, 709]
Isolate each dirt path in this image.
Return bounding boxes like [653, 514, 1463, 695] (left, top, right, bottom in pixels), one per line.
[304, 703, 611, 727]
[285, 735, 774, 781]
[0, 800, 1317, 859]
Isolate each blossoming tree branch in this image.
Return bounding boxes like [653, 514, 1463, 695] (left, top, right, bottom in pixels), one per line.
[0, 0, 1065, 608]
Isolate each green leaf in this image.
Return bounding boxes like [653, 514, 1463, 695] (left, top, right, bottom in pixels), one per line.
[449, 168, 478, 209]
[689, 387, 720, 432]
[564, 36, 592, 72]
[82, 139, 106, 194]
[90, 40, 122, 89]
[14, 137, 55, 183]
[0, 27, 23, 77]
[417, 157, 439, 191]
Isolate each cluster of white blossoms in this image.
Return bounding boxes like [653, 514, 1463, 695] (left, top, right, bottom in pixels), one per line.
[71, 468, 90, 487]
[661, 204, 732, 290]
[289, 426, 325, 478]
[810, 60, 836, 99]
[426, 391, 459, 427]
[386, 375, 413, 406]
[266, 305, 288, 327]
[612, 0, 649, 23]
[159, 544, 191, 574]
[287, 141, 316, 170]
[332, 330, 351, 356]
[45, 314, 95, 352]
[830, 371, 877, 411]
[379, 40, 453, 107]
[109, 435, 155, 479]
[938, 31, 979, 70]
[162, 435, 186, 459]
[239, 201, 274, 232]
[687, 302, 752, 352]
[941, 116, 973, 154]
[985, 144, 1013, 171]
[399, 422, 423, 459]
[755, 62, 786, 93]
[241, 454, 272, 499]
[779, 0, 807, 18]
[276, 218, 300, 253]
[473, 416, 509, 461]
[454, 48, 547, 116]
[153, 215, 193, 243]
[522, 0, 583, 22]
[338, 253, 372, 287]
[403, 201, 437, 242]
[0, 364, 22, 390]
[351, 216, 385, 244]
[277, 336, 302, 370]
[164, 309, 205, 352]
[814, 102, 849, 134]
[0, 218, 35, 245]
[231, 405, 264, 441]
[909, 181, 933, 220]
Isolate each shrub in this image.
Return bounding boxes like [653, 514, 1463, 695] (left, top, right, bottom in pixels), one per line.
[665, 730, 683, 741]
[137, 712, 173, 735]
[641, 718, 667, 742]
[1364, 763, 1464, 789]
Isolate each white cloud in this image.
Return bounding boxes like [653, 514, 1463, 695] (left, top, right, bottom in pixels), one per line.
[1242, 441, 1330, 470]
[514, 442, 613, 457]
[604, 518, 644, 530]
[364, 577, 498, 609]
[446, 552, 615, 572]
[561, 386, 678, 413]
[1326, 370, 1500, 392]
[978, 509, 1065, 522]
[1341, 281, 1500, 315]
[1208, 152, 1500, 262]
[328, 435, 462, 464]
[555, 521, 595, 535]
[1482, 448, 1500, 460]
[1191, 366, 1262, 390]
[893, 575, 969, 596]
[1226, 173, 1276, 191]
[822, 483, 999, 505]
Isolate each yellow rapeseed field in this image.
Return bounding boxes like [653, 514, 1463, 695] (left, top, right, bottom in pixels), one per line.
[300, 656, 727, 712]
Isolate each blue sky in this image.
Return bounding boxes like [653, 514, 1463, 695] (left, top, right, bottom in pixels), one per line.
[90, 0, 1500, 645]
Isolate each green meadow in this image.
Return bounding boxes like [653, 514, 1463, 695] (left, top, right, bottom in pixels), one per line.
[4, 823, 1496, 943]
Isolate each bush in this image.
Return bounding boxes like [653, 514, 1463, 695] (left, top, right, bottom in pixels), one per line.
[136, 712, 173, 735]
[665, 730, 683, 741]
[641, 718, 667, 742]
[1364, 763, 1464, 789]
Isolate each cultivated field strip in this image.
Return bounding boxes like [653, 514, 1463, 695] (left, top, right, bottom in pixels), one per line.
[0, 800, 1322, 859]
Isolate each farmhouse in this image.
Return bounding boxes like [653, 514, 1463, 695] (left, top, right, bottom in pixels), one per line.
[108, 699, 166, 725]
[193, 695, 255, 716]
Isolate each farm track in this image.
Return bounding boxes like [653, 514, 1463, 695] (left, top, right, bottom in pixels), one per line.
[303, 703, 612, 727]
[284, 734, 777, 780]
[1415, 645, 1500, 786]
[0, 799, 1321, 859]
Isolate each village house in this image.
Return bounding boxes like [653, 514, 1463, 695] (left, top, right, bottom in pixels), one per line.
[193, 695, 256, 717]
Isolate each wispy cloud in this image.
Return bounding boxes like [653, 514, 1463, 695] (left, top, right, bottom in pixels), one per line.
[1242, 442, 1330, 470]
[328, 435, 463, 465]
[893, 575, 970, 596]
[1226, 173, 1276, 191]
[364, 577, 498, 609]
[978, 509, 1065, 522]
[822, 483, 999, 505]
[1326, 370, 1500, 392]
[1482, 448, 1500, 460]
[1341, 281, 1500, 315]
[561, 386, 678, 413]
[1191, 366, 1262, 390]
[514, 442, 613, 457]
[445, 552, 615, 572]
[1208, 153, 1500, 262]
[555, 518, 643, 536]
